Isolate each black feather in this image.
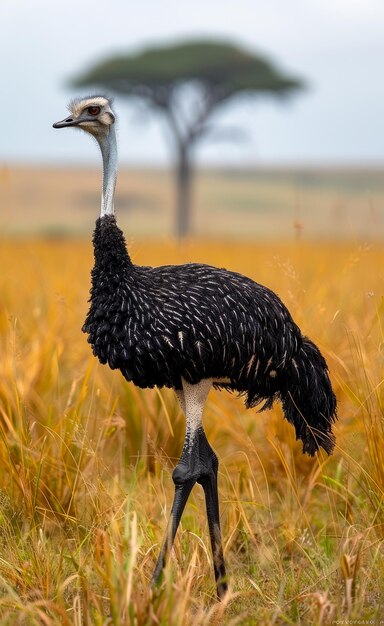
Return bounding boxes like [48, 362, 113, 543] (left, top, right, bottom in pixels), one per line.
[83, 215, 337, 455]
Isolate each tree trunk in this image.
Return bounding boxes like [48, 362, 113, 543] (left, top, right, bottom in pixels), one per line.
[175, 146, 192, 239]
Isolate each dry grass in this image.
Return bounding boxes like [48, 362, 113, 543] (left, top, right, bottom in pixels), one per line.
[0, 232, 383, 625]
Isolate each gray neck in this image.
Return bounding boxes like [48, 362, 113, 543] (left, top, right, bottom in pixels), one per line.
[98, 126, 118, 217]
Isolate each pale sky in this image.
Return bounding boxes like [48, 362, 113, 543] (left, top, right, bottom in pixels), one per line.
[1, 0, 384, 167]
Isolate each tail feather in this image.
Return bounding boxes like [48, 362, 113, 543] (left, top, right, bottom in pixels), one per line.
[279, 337, 337, 456]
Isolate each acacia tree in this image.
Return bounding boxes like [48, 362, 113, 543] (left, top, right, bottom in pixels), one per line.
[72, 40, 305, 238]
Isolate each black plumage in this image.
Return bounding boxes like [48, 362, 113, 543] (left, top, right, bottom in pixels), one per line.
[83, 214, 336, 456]
[53, 96, 337, 599]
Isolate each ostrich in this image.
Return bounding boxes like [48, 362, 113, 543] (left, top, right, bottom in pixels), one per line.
[53, 95, 337, 599]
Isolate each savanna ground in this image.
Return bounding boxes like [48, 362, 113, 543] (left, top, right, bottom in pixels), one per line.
[0, 166, 383, 624]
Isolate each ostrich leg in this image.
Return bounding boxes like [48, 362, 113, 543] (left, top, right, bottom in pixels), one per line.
[152, 378, 227, 599]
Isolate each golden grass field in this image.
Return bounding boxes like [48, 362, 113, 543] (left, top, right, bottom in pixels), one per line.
[0, 166, 383, 624]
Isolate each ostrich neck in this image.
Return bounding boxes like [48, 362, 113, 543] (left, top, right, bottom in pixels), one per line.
[98, 127, 118, 217]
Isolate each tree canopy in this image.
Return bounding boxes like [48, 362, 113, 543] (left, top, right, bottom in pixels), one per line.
[73, 39, 303, 104]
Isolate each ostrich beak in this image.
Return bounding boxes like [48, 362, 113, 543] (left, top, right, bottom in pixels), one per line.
[53, 116, 80, 129]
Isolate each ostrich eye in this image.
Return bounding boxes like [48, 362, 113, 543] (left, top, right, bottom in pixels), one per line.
[87, 106, 101, 116]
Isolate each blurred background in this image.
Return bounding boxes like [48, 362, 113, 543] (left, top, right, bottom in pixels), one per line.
[1, 0, 384, 239]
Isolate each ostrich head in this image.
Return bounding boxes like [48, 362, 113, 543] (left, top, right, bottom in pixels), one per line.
[53, 95, 118, 217]
[53, 95, 115, 139]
